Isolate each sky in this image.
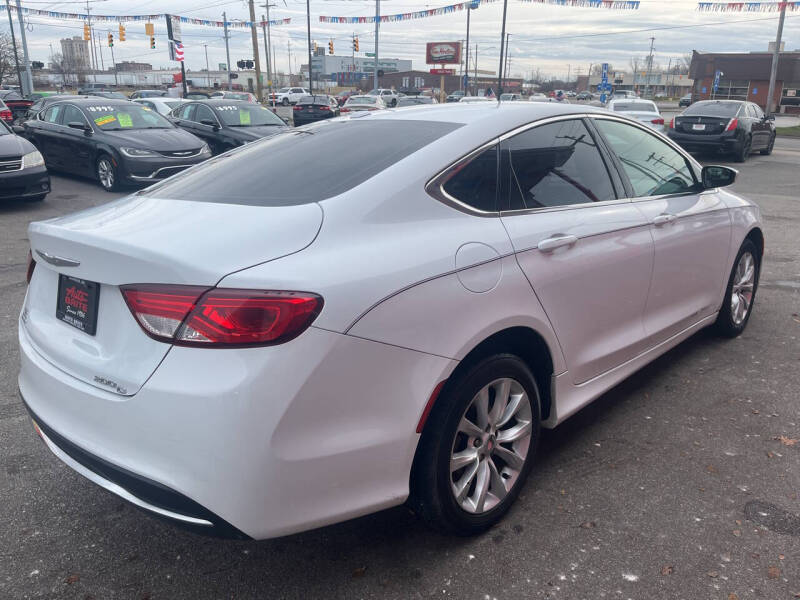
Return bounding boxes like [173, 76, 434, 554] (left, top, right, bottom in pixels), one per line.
[2, 0, 798, 80]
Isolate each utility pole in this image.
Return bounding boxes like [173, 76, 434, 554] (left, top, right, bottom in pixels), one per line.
[5, 2, 23, 91]
[497, 0, 508, 97]
[502, 33, 511, 87]
[666, 57, 672, 97]
[566, 64, 571, 87]
[97, 34, 105, 71]
[373, 0, 380, 90]
[261, 15, 273, 103]
[474, 43, 477, 95]
[288, 38, 292, 81]
[464, 3, 472, 94]
[110, 39, 118, 86]
[644, 36, 655, 99]
[85, 1, 97, 82]
[766, 1, 786, 116]
[247, 0, 264, 101]
[306, 0, 313, 91]
[223, 12, 232, 90]
[14, 0, 33, 94]
[262, 2, 276, 100]
[203, 44, 210, 87]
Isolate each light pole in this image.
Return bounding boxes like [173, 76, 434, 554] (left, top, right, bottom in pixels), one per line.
[203, 44, 210, 87]
[223, 12, 232, 90]
[306, 0, 312, 91]
[766, 1, 787, 116]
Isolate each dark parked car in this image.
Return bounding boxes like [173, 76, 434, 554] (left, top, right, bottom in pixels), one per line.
[87, 91, 129, 100]
[292, 95, 340, 125]
[667, 100, 775, 162]
[129, 89, 167, 99]
[679, 93, 693, 107]
[0, 118, 49, 202]
[0, 99, 11, 124]
[446, 90, 465, 103]
[0, 90, 33, 122]
[22, 97, 210, 191]
[169, 99, 288, 155]
[576, 91, 592, 101]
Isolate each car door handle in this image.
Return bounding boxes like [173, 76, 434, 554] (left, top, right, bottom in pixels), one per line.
[652, 213, 677, 226]
[538, 234, 578, 253]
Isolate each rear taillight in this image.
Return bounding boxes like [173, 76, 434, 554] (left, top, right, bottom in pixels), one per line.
[340, 107, 350, 113]
[26, 250, 35, 284]
[319, 105, 331, 111]
[121, 285, 322, 347]
[293, 105, 303, 111]
[726, 118, 738, 132]
[651, 118, 664, 125]
[669, 117, 675, 129]
[0, 109, 11, 121]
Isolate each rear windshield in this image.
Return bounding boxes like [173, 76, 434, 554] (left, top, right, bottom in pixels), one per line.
[298, 96, 330, 105]
[143, 119, 461, 206]
[612, 101, 657, 112]
[684, 101, 741, 117]
[347, 97, 376, 105]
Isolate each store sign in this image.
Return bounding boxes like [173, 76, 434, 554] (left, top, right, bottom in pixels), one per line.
[426, 42, 461, 65]
[430, 68, 455, 75]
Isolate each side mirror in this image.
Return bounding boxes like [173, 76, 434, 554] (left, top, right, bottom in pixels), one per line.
[200, 119, 219, 131]
[12, 125, 25, 135]
[702, 165, 737, 189]
[67, 121, 92, 134]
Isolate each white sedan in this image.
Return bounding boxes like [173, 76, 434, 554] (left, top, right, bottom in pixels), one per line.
[607, 98, 665, 131]
[132, 97, 188, 116]
[20, 103, 762, 540]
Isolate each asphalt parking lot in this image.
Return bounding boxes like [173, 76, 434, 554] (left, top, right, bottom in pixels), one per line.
[1, 137, 799, 600]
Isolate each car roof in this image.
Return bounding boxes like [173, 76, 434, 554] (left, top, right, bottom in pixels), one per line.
[191, 98, 248, 105]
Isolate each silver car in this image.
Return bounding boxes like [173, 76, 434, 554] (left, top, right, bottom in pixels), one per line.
[607, 98, 665, 131]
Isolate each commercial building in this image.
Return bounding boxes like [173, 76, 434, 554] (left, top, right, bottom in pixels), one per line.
[377, 70, 522, 96]
[59, 36, 91, 71]
[577, 72, 694, 97]
[309, 54, 412, 78]
[689, 49, 800, 113]
[113, 61, 152, 72]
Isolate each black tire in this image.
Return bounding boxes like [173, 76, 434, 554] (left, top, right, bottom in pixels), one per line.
[760, 134, 775, 156]
[96, 155, 119, 192]
[714, 238, 760, 338]
[391, 98, 397, 107]
[735, 135, 751, 163]
[409, 354, 541, 535]
[282, 97, 289, 106]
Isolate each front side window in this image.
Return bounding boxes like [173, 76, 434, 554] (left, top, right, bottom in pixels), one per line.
[61, 104, 88, 127]
[193, 104, 217, 124]
[442, 146, 498, 212]
[502, 119, 616, 210]
[595, 119, 696, 198]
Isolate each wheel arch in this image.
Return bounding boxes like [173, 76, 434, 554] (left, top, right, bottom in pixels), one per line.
[745, 226, 764, 258]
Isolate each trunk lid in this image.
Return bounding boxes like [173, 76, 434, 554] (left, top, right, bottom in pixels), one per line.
[23, 196, 323, 395]
[675, 115, 730, 135]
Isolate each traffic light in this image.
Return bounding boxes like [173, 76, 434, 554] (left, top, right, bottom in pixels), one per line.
[353, 36, 359, 52]
[108, 32, 114, 47]
[150, 36, 156, 49]
[328, 40, 334, 55]
[246, 60, 254, 69]
[119, 24, 126, 42]
[83, 23, 90, 41]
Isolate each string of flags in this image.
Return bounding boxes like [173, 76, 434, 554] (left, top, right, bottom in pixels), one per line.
[697, 1, 800, 10]
[320, 0, 638, 23]
[0, 5, 291, 28]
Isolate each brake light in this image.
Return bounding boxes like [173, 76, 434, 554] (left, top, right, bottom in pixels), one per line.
[293, 105, 303, 111]
[726, 118, 738, 132]
[26, 250, 35, 284]
[340, 107, 350, 113]
[121, 285, 322, 347]
[319, 105, 331, 111]
[651, 117, 664, 125]
[669, 117, 675, 129]
[0, 109, 11, 122]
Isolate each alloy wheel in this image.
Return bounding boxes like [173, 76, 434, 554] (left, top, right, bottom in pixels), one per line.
[731, 251, 755, 325]
[97, 158, 114, 190]
[449, 378, 533, 514]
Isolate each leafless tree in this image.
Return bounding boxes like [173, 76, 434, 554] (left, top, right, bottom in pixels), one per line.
[50, 52, 80, 87]
[0, 32, 22, 87]
[590, 63, 613, 76]
[629, 56, 643, 75]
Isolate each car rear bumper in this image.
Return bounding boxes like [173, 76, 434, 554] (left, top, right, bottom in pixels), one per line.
[18, 319, 454, 539]
[667, 130, 741, 152]
[0, 165, 50, 200]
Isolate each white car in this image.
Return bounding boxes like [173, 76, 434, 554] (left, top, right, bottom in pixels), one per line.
[19, 103, 762, 540]
[459, 96, 492, 103]
[367, 88, 399, 107]
[341, 95, 387, 112]
[132, 97, 188, 116]
[270, 87, 309, 106]
[607, 98, 665, 131]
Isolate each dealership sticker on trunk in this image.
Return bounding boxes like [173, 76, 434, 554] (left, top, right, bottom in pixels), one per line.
[692, 123, 706, 131]
[56, 274, 99, 335]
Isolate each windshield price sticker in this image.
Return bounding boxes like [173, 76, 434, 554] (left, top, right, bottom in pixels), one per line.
[86, 105, 115, 112]
[239, 110, 251, 125]
[217, 105, 238, 111]
[118, 113, 134, 128]
[94, 115, 116, 126]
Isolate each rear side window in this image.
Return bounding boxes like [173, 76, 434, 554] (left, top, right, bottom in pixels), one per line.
[144, 119, 461, 206]
[502, 119, 616, 210]
[442, 146, 498, 212]
[594, 119, 696, 197]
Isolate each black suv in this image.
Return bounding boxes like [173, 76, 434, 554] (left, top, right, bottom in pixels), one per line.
[667, 100, 776, 162]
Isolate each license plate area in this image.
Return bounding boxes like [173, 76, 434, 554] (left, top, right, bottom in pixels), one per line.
[56, 274, 99, 335]
[692, 123, 706, 131]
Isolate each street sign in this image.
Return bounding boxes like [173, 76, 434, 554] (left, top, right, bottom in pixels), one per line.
[601, 62, 609, 80]
[165, 14, 182, 43]
[713, 70, 722, 94]
[430, 68, 455, 75]
[365, 52, 375, 57]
